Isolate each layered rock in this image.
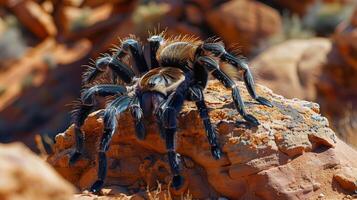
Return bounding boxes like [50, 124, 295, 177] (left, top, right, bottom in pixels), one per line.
[48, 80, 357, 199]
[0, 143, 74, 200]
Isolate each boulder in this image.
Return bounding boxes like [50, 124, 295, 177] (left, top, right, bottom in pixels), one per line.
[48, 80, 357, 199]
[251, 38, 332, 101]
[0, 143, 75, 200]
[206, 0, 282, 55]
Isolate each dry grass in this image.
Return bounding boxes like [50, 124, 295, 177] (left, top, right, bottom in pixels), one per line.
[147, 182, 192, 200]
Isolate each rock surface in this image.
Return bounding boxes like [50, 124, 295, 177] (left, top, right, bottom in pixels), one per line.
[0, 143, 75, 200]
[251, 38, 332, 101]
[207, 0, 282, 55]
[48, 80, 357, 199]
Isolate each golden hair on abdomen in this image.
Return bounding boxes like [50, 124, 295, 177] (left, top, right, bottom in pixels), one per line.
[157, 35, 202, 67]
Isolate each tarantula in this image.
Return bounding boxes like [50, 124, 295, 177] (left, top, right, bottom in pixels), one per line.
[69, 33, 272, 193]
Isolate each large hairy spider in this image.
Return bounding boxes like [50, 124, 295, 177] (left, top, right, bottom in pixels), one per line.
[69, 33, 272, 193]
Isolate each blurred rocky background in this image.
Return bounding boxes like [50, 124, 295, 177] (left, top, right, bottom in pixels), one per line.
[0, 0, 357, 199]
[0, 0, 356, 150]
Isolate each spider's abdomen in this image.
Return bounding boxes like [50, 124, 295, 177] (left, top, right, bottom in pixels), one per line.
[138, 67, 185, 95]
[158, 42, 198, 68]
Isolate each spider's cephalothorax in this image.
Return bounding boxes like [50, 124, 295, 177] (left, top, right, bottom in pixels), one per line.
[70, 33, 273, 193]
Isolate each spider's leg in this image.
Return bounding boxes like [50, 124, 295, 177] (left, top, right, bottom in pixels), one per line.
[148, 35, 164, 68]
[201, 43, 273, 107]
[197, 56, 260, 126]
[91, 56, 135, 83]
[116, 39, 149, 74]
[69, 85, 127, 166]
[90, 95, 132, 193]
[83, 55, 135, 84]
[157, 83, 187, 190]
[188, 85, 222, 159]
[130, 97, 146, 140]
[192, 61, 209, 88]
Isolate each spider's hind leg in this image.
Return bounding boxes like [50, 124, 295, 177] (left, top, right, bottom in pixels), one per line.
[201, 42, 273, 107]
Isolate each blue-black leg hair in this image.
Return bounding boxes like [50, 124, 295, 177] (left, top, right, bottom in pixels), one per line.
[130, 97, 146, 140]
[187, 85, 222, 159]
[83, 55, 135, 84]
[147, 35, 164, 69]
[197, 56, 260, 126]
[201, 43, 273, 107]
[90, 95, 132, 193]
[157, 82, 189, 190]
[114, 39, 149, 75]
[69, 85, 127, 166]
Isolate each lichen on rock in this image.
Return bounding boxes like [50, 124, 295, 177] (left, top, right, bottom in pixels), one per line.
[48, 80, 356, 200]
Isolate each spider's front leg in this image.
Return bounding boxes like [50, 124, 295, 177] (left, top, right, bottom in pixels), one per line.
[148, 35, 164, 69]
[90, 96, 132, 193]
[197, 56, 260, 126]
[69, 85, 127, 166]
[130, 97, 146, 140]
[187, 85, 222, 160]
[157, 84, 188, 190]
[201, 43, 273, 108]
[83, 53, 135, 84]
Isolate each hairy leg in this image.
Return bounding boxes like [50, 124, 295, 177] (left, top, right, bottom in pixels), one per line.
[90, 95, 132, 193]
[157, 82, 188, 189]
[83, 55, 135, 84]
[187, 85, 222, 159]
[147, 35, 164, 69]
[201, 42, 272, 107]
[197, 56, 260, 126]
[130, 97, 146, 140]
[70, 85, 127, 165]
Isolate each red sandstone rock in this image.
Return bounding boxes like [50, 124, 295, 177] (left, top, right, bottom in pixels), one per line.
[48, 80, 357, 199]
[206, 0, 282, 55]
[0, 143, 75, 200]
[334, 167, 357, 192]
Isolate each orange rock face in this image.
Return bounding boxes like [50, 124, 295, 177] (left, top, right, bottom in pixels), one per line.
[48, 80, 357, 199]
[206, 0, 282, 55]
[0, 143, 75, 200]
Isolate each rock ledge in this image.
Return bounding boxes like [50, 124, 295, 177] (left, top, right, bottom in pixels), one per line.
[48, 80, 357, 200]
